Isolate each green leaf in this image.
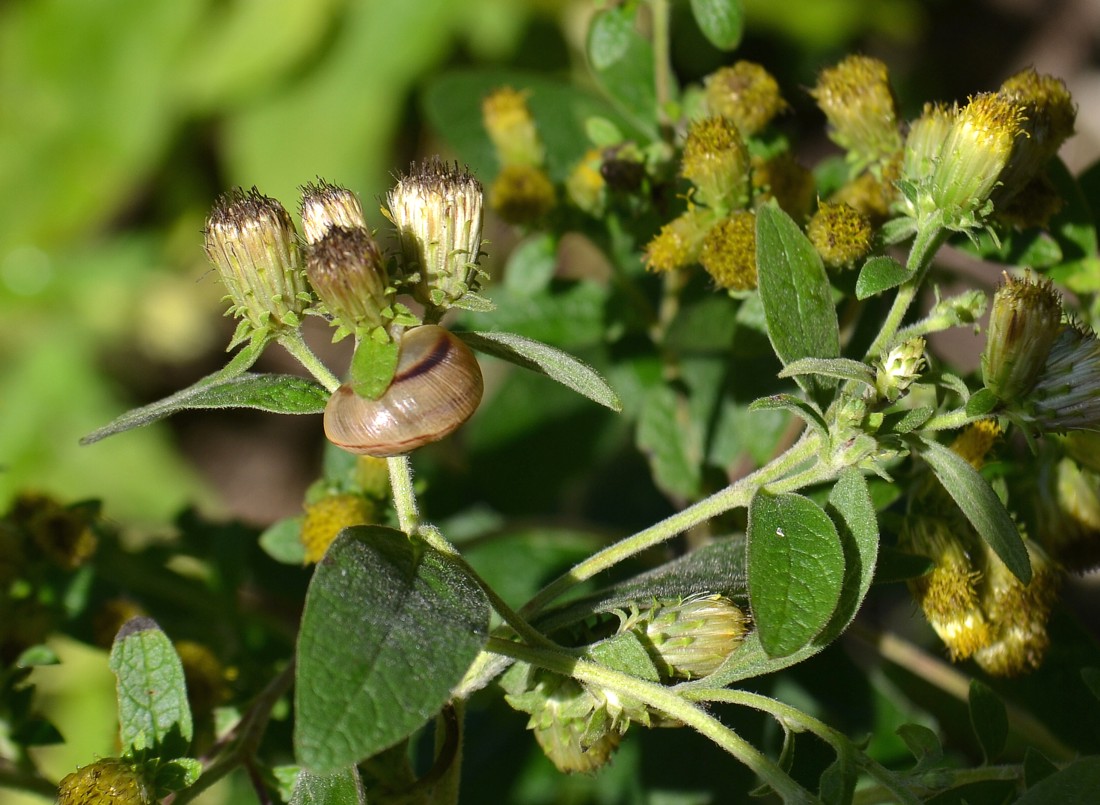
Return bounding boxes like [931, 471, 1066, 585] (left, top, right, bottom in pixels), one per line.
[919, 437, 1031, 583]
[1081, 666, 1100, 702]
[586, 6, 658, 135]
[291, 767, 366, 805]
[778, 357, 876, 389]
[1015, 757, 1100, 804]
[896, 723, 942, 770]
[637, 385, 703, 500]
[1023, 747, 1059, 788]
[15, 645, 59, 668]
[295, 526, 489, 772]
[456, 331, 622, 412]
[151, 758, 202, 797]
[818, 751, 857, 805]
[109, 617, 192, 759]
[968, 679, 1008, 763]
[349, 335, 399, 400]
[748, 394, 828, 440]
[690, 0, 743, 50]
[818, 469, 879, 644]
[81, 373, 328, 444]
[883, 406, 934, 435]
[747, 491, 845, 657]
[856, 255, 911, 299]
[584, 632, 662, 683]
[966, 388, 1000, 417]
[259, 516, 307, 565]
[503, 233, 559, 295]
[755, 203, 841, 404]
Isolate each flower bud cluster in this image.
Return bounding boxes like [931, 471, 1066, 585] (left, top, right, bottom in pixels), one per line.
[205, 162, 488, 344]
[482, 86, 555, 225]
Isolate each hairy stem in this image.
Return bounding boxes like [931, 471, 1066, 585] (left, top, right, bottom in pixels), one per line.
[277, 329, 342, 392]
[521, 433, 824, 616]
[389, 455, 420, 535]
[487, 638, 815, 803]
[169, 661, 295, 805]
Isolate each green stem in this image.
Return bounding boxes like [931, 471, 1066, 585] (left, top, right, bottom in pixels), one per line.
[277, 329, 342, 392]
[169, 661, 295, 805]
[649, 0, 674, 138]
[487, 638, 816, 803]
[388, 455, 420, 535]
[863, 224, 948, 361]
[520, 433, 824, 616]
[683, 688, 921, 805]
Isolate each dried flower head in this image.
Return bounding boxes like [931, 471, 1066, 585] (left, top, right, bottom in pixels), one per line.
[681, 116, 751, 212]
[300, 180, 368, 245]
[704, 61, 788, 137]
[203, 188, 309, 346]
[58, 758, 151, 805]
[808, 201, 873, 270]
[387, 159, 486, 310]
[700, 210, 757, 291]
[306, 226, 393, 339]
[810, 55, 902, 173]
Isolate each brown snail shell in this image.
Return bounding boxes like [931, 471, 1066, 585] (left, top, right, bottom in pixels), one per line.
[323, 325, 483, 457]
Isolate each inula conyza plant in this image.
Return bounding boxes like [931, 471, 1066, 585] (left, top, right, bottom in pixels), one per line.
[5, 2, 1100, 803]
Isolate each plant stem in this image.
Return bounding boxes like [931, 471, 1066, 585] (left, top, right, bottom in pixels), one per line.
[521, 433, 824, 616]
[649, 0, 674, 138]
[863, 224, 948, 361]
[388, 455, 420, 535]
[683, 688, 921, 805]
[277, 329, 341, 392]
[486, 638, 816, 803]
[169, 661, 295, 805]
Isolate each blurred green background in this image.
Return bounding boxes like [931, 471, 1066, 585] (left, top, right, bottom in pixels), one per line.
[3, 0, 1098, 801]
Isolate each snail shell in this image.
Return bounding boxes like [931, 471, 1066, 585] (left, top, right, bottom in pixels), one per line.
[324, 325, 483, 457]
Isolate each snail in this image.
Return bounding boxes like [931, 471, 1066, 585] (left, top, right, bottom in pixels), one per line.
[323, 325, 483, 457]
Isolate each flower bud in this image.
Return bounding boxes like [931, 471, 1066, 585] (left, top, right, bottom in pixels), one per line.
[617, 594, 748, 680]
[875, 337, 926, 403]
[203, 188, 309, 345]
[505, 670, 624, 774]
[681, 116, 751, 212]
[58, 758, 151, 805]
[929, 93, 1025, 223]
[992, 69, 1076, 211]
[566, 148, 607, 217]
[901, 516, 992, 660]
[900, 102, 956, 198]
[482, 86, 545, 168]
[700, 211, 757, 291]
[489, 163, 556, 225]
[808, 201, 873, 270]
[1020, 323, 1100, 432]
[704, 61, 788, 137]
[387, 159, 486, 310]
[644, 207, 715, 272]
[981, 273, 1063, 403]
[810, 55, 902, 173]
[300, 493, 376, 564]
[973, 540, 1060, 676]
[300, 180, 368, 245]
[306, 226, 393, 339]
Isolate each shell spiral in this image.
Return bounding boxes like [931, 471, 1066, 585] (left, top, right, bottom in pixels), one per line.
[323, 325, 483, 457]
